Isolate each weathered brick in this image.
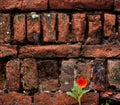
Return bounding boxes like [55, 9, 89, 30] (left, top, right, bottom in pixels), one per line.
[58, 13, 70, 42]
[81, 92, 99, 105]
[0, 92, 32, 105]
[27, 12, 40, 44]
[0, 0, 48, 11]
[42, 13, 56, 42]
[34, 93, 53, 105]
[115, 0, 120, 11]
[108, 60, 120, 89]
[60, 59, 75, 92]
[53, 92, 99, 105]
[37, 60, 58, 79]
[0, 72, 5, 90]
[0, 45, 17, 58]
[42, 79, 59, 92]
[53, 93, 77, 105]
[22, 58, 39, 90]
[86, 15, 102, 44]
[118, 16, 120, 41]
[6, 59, 20, 91]
[104, 14, 116, 37]
[14, 14, 26, 43]
[92, 58, 107, 91]
[0, 14, 11, 43]
[49, 0, 113, 10]
[19, 44, 81, 58]
[81, 45, 120, 58]
[20, 0, 48, 11]
[72, 13, 86, 42]
[60, 59, 93, 92]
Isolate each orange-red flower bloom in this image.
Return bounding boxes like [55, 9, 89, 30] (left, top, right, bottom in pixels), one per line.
[76, 77, 87, 88]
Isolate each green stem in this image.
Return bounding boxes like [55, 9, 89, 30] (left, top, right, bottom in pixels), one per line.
[78, 96, 81, 105]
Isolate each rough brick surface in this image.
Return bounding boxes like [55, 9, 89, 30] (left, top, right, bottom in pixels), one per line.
[81, 45, 120, 58]
[42, 13, 56, 42]
[0, 14, 11, 43]
[27, 13, 40, 44]
[58, 13, 70, 42]
[34, 93, 53, 105]
[22, 58, 39, 90]
[49, 0, 113, 10]
[6, 59, 20, 91]
[115, 0, 120, 11]
[0, 71, 5, 90]
[19, 44, 81, 58]
[108, 60, 120, 89]
[92, 58, 107, 91]
[0, 0, 48, 11]
[0, 92, 32, 105]
[104, 14, 116, 37]
[0, 45, 17, 58]
[14, 14, 26, 43]
[118, 15, 120, 41]
[86, 15, 102, 44]
[72, 13, 86, 42]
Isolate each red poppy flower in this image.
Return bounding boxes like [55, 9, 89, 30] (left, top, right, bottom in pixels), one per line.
[76, 77, 87, 88]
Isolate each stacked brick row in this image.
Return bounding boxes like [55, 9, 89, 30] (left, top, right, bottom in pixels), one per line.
[0, 12, 119, 44]
[0, 0, 120, 11]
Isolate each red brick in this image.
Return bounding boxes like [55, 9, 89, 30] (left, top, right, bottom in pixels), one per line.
[0, 72, 5, 90]
[0, 45, 17, 58]
[118, 16, 120, 41]
[53, 93, 77, 105]
[58, 13, 70, 42]
[0, 92, 32, 105]
[108, 60, 120, 89]
[72, 13, 86, 42]
[42, 79, 59, 92]
[86, 15, 102, 44]
[0, 0, 48, 11]
[92, 58, 107, 91]
[0, 14, 11, 43]
[81, 45, 120, 58]
[19, 44, 81, 58]
[22, 58, 39, 90]
[34, 93, 53, 105]
[37, 60, 58, 79]
[20, 0, 48, 11]
[27, 12, 40, 44]
[49, 0, 113, 10]
[115, 0, 120, 11]
[42, 13, 56, 42]
[104, 14, 116, 37]
[81, 92, 99, 105]
[14, 14, 26, 43]
[6, 59, 20, 91]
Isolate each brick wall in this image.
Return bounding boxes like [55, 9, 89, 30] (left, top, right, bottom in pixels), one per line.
[0, 0, 120, 105]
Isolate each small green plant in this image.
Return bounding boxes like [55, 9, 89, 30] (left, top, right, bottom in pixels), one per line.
[66, 77, 89, 105]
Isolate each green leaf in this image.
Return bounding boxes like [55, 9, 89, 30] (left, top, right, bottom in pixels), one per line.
[82, 90, 90, 94]
[66, 92, 76, 99]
